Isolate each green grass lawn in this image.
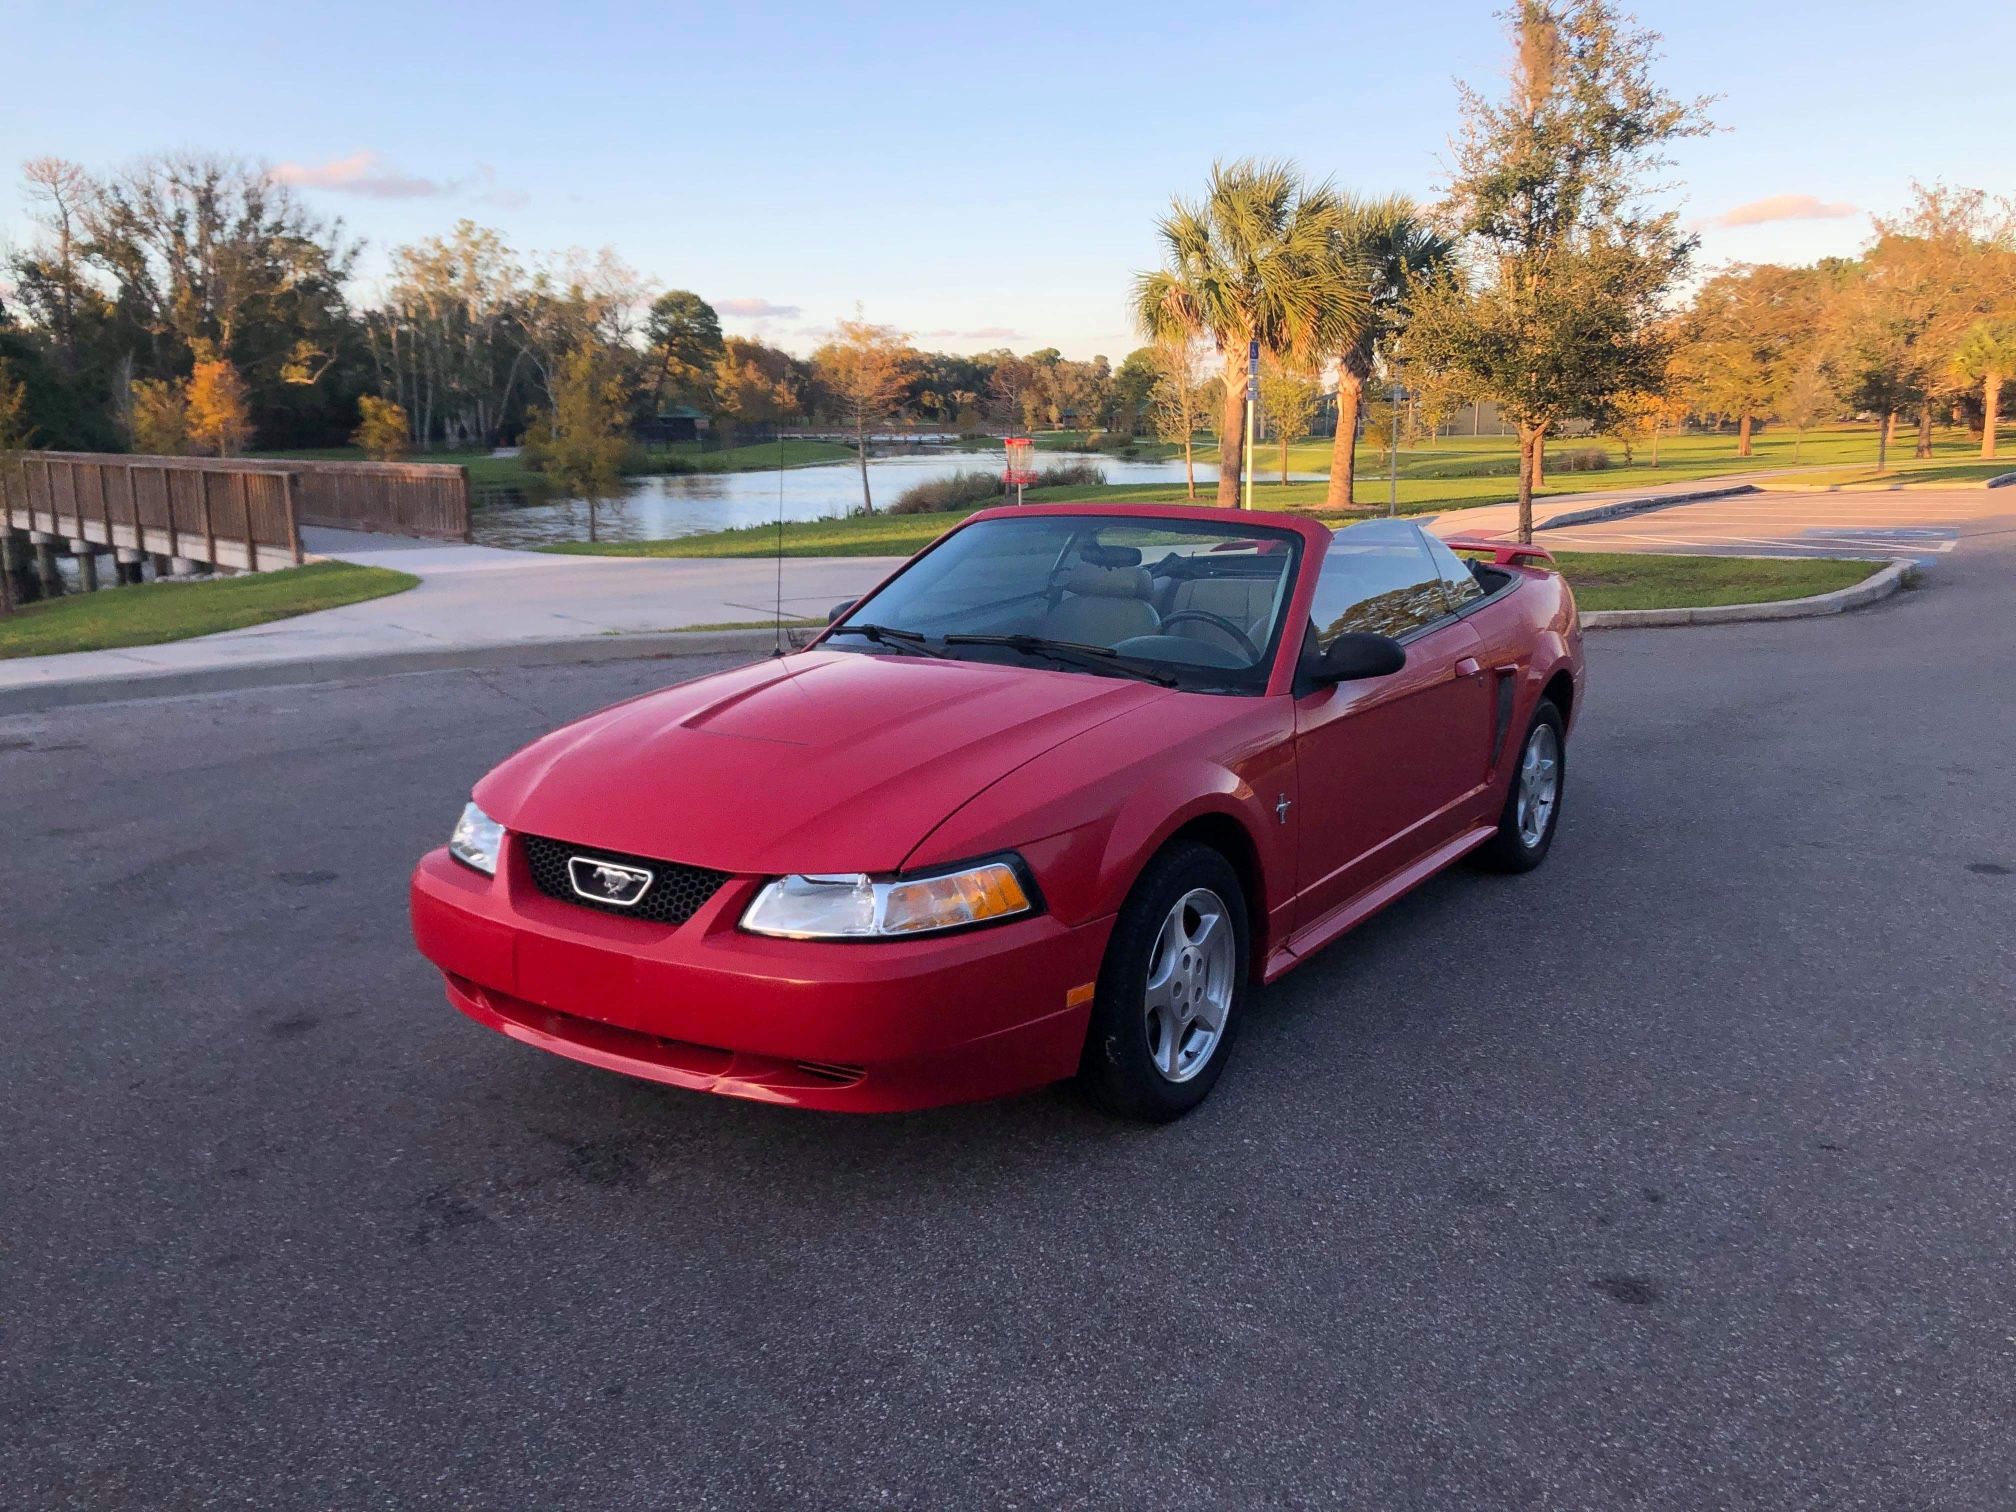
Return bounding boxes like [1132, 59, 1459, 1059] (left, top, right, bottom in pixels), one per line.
[656, 439, 855, 472]
[1754, 455, 2014, 490]
[546, 424, 1980, 560]
[258, 446, 536, 488]
[0, 562, 419, 659]
[665, 617, 824, 633]
[1031, 422, 1981, 498]
[1551, 551, 1881, 612]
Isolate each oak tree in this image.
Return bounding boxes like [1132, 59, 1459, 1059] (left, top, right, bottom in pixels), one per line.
[1406, 1, 1711, 540]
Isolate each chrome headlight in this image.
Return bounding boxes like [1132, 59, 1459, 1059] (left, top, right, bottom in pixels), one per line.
[741, 859, 1035, 940]
[449, 800, 505, 876]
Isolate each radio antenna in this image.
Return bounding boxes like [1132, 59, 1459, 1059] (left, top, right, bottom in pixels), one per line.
[771, 429, 786, 656]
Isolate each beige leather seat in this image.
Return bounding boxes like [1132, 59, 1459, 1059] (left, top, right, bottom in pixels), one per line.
[1165, 576, 1275, 657]
[1043, 564, 1160, 644]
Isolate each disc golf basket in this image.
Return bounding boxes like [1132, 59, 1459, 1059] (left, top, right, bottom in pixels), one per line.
[1002, 436, 1038, 505]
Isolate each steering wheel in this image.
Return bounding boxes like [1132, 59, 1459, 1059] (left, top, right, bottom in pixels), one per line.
[1158, 609, 1261, 662]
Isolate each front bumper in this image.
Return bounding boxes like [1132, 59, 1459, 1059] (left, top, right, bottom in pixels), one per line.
[410, 843, 1112, 1112]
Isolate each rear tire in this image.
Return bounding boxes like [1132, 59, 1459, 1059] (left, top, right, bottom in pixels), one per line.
[1475, 699, 1566, 873]
[1078, 842, 1249, 1122]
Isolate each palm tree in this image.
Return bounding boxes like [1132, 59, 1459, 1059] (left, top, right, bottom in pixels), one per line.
[1952, 318, 2016, 459]
[1134, 160, 1361, 508]
[1324, 196, 1453, 510]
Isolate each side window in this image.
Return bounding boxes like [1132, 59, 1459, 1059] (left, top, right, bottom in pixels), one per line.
[1307, 521, 1452, 645]
[1420, 531, 1487, 612]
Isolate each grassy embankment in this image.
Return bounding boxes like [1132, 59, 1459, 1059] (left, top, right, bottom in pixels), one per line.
[0, 562, 418, 660]
[547, 424, 1970, 561]
[1550, 552, 1881, 612]
[1752, 455, 2013, 491]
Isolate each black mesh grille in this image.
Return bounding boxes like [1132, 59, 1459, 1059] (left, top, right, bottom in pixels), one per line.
[517, 833, 729, 925]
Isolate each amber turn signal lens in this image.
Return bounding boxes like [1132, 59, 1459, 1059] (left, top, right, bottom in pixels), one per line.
[879, 863, 1031, 935]
[741, 860, 1034, 939]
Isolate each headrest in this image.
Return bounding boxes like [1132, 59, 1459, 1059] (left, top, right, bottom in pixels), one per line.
[1081, 543, 1143, 568]
[1060, 564, 1153, 600]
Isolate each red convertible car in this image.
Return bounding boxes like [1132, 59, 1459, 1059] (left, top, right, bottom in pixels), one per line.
[412, 503, 1583, 1120]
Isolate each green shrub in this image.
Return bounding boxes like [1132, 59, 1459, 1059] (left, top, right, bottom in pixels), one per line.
[889, 468, 1004, 514]
[888, 460, 1107, 515]
[1551, 446, 1612, 473]
[1033, 460, 1106, 489]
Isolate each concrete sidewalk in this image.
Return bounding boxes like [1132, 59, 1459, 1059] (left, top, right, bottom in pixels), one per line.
[1414, 474, 1772, 540]
[0, 527, 901, 706]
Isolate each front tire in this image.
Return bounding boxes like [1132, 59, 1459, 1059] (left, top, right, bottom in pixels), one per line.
[1078, 842, 1249, 1122]
[1475, 699, 1566, 873]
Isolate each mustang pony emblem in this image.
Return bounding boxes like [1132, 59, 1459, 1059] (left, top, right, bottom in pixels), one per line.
[567, 856, 654, 907]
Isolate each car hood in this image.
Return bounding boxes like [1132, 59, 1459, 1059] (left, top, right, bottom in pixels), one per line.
[474, 649, 1167, 875]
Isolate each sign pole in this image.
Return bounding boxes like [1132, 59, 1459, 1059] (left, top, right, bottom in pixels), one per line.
[1243, 339, 1259, 511]
[1389, 380, 1403, 517]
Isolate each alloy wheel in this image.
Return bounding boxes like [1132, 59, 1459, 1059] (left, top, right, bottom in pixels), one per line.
[1516, 722, 1561, 848]
[1143, 887, 1234, 1083]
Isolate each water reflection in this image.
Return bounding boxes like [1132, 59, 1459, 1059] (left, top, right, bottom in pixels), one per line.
[470, 448, 1322, 549]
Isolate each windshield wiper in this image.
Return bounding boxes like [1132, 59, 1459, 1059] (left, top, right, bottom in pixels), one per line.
[827, 623, 950, 658]
[942, 633, 1177, 687]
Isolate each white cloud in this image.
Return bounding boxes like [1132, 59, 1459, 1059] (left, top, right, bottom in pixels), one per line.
[1697, 193, 1859, 231]
[270, 151, 445, 199]
[716, 297, 802, 319]
[269, 152, 527, 208]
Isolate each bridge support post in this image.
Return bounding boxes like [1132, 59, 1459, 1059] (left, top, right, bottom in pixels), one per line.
[70, 542, 100, 592]
[0, 528, 25, 608]
[34, 537, 63, 597]
[170, 556, 199, 576]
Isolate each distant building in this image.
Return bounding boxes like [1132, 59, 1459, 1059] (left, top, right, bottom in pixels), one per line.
[635, 404, 711, 444]
[1309, 392, 1590, 440]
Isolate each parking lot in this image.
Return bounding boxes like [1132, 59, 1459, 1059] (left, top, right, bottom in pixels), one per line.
[1531, 483, 2011, 563]
[4, 525, 2013, 1507]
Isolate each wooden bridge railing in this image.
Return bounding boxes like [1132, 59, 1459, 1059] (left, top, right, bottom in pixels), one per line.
[1, 453, 473, 563]
[1, 453, 302, 572]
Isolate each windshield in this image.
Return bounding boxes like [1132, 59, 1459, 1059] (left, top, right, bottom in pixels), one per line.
[828, 515, 1302, 694]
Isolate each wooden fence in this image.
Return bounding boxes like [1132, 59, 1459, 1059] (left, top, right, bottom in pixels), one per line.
[3, 452, 472, 555]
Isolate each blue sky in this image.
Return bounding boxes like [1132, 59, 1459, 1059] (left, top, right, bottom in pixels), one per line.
[3, 0, 2010, 359]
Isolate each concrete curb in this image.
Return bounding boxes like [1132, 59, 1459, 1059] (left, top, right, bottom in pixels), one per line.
[1535, 483, 1761, 532]
[1580, 558, 1912, 630]
[0, 628, 786, 717]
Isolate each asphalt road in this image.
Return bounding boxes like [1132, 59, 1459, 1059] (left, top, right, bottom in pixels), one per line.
[1534, 484, 2010, 563]
[4, 529, 2014, 1508]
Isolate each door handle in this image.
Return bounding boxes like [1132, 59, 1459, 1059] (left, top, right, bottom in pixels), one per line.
[1455, 656, 1481, 677]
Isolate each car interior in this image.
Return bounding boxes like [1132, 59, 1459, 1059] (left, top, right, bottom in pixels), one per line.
[1037, 538, 1292, 669]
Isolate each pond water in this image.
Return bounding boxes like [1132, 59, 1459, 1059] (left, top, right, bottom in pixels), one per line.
[469, 448, 1319, 549]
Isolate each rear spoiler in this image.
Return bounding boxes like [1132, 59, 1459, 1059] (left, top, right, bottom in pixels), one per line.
[1443, 537, 1556, 568]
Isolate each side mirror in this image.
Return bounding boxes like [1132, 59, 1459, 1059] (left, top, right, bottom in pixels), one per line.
[1313, 632, 1406, 684]
[828, 599, 856, 624]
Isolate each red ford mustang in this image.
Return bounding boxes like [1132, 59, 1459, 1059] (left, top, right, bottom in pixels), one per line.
[411, 503, 1583, 1120]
